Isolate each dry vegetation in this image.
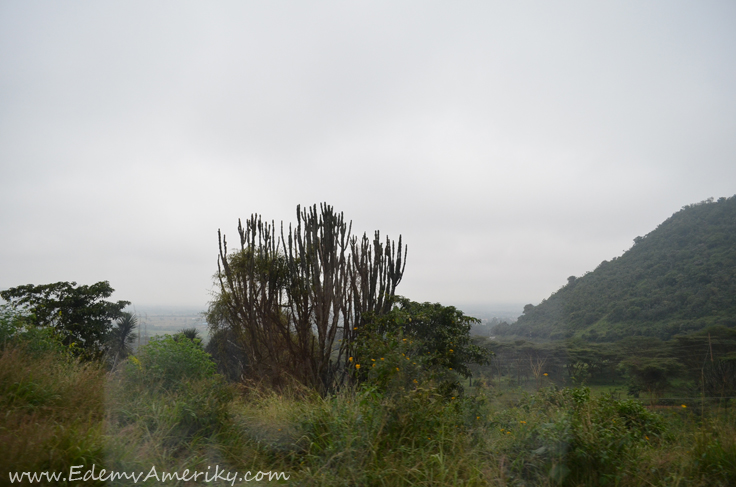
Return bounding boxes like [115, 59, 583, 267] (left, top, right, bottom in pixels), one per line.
[2, 332, 735, 486]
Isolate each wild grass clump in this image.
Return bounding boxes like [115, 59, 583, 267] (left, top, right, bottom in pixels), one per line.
[489, 387, 666, 485]
[0, 345, 107, 481]
[219, 380, 497, 486]
[483, 386, 736, 486]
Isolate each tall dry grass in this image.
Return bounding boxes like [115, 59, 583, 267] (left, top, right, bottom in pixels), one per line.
[0, 346, 107, 479]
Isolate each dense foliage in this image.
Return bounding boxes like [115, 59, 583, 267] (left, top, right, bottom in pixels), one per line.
[0, 281, 129, 359]
[496, 195, 736, 341]
[126, 334, 215, 388]
[114, 334, 232, 441]
[357, 297, 493, 380]
[1, 303, 70, 357]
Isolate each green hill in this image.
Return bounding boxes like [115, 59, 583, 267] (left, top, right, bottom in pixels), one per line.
[494, 195, 736, 341]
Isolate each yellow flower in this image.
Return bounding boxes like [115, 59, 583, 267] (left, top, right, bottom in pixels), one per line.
[380, 357, 384, 360]
[451, 397, 455, 400]
[371, 358, 375, 361]
[543, 373, 548, 376]
[413, 379, 418, 383]
[396, 367, 400, 371]
[476, 416, 480, 419]
[403, 338, 407, 342]
[353, 327, 358, 330]
[349, 357, 353, 362]
[681, 404, 687, 408]
[356, 364, 360, 369]
[645, 435, 649, 440]
[506, 431, 511, 435]
[520, 421, 526, 424]
[450, 349, 454, 353]
[372, 363, 375, 367]
[449, 367, 452, 370]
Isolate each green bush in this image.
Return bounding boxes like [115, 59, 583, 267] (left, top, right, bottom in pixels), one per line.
[354, 327, 467, 401]
[0, 304, 70, 358]
[112, 334, 232, 442]
[125, 334, 216, 389]
[494, 387, 667, 485]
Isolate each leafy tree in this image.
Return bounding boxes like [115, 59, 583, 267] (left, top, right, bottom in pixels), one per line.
[359, 297, 492, 379]
[619, 357, 682, 401]
[0, 281, 129, 360]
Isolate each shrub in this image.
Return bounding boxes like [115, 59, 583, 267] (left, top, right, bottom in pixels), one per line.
[354, 325, 466, 400]
[111, 334, 232, 443]
[0, 304, 70, 357]
[125, 334, 216, 389]
[497, 387, 667, 485]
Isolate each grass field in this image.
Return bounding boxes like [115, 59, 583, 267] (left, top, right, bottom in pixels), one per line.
[3, 337, 736, 487]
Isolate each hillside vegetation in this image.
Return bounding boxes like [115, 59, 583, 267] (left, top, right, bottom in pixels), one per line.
[495, 195, 736, 341]
[3, 201, 736, 486]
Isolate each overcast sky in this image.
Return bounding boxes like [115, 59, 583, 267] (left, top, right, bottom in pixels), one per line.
[1, 1, 735, 314]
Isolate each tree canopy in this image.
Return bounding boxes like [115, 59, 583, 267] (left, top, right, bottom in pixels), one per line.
[360, 296, 492, 378]
[0, 281, 129, 359]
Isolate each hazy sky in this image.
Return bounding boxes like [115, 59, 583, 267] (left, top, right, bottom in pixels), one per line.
[1, 1, 735, 314]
